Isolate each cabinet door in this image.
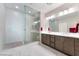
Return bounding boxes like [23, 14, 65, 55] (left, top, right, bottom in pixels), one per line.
[50, 35, 54, 42]
[50, 42, 54, 48]
[41, 34, 46, 44]
[55, 36, 64, 51]
[41, 34, 50, 45]
[50, 35, 54, 47]
[75, 39, 79, 56]
[63, 37, 74, 55]
[44, 34, 50, 45]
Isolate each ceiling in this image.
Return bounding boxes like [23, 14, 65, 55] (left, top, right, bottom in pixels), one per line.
[25, 3, 64, 14]
[4, 3, 40, 17]
[4, 3, 64, 17]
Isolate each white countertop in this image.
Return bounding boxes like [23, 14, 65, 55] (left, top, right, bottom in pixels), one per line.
[41, 31, 79, 38]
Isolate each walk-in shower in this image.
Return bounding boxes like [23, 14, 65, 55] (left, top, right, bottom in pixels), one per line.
[0, 3, 40, 49]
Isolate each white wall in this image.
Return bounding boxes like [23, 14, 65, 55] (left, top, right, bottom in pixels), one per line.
[40, 11, 49, 32]
[59, 23, 68, 32]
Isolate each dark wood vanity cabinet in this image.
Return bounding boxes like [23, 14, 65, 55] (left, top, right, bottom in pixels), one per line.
[55, 36, 64, 51]
[41, 34, 50, 45]
[75, 39, 79, 56]
[63, 37, 75, 56]
[41, 33, 79, 56]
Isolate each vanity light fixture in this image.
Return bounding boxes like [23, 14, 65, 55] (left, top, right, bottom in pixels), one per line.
[68, 8, 76, 13]
[34, 21, 38, 24]
[33, 21, 40, 24]
[46, 17, 51, 20]
[58, 11, 64, 16]
[63, 10, 69, 15]
[51, 15, 55, 19]
[46, 15, 55, 20]
[58, 7, 76, 17]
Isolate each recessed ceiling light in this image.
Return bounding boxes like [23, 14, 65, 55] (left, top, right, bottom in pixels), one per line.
[63, 10, 69, 15]
[34, 21, 38, 24]
[28, 11, 31, 13]
[16, 6, 19, 9]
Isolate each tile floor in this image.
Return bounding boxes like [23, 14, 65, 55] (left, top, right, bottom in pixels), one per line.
[0, 41, 66, 56]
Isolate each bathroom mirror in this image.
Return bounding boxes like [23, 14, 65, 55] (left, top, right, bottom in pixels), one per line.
[49, 12, 79, 33]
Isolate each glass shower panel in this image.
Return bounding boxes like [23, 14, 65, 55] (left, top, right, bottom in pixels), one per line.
[4, 4, 26, 49]
[3, 4, 40, 49]
[5, 9, 26, 43]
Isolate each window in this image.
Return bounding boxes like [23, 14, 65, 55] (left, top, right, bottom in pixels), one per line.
[63, 10, 69, 15]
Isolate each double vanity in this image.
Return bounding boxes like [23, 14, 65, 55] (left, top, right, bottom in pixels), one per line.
[41, 31, 79, 56]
